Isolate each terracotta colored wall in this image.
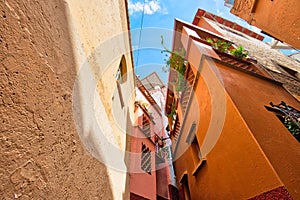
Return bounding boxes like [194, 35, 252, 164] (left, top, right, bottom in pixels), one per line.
[172, 15, 299, 200]
[131, 91, 172, 199]
[218, 63, 300, 199]
[231, 0, 300, 49]
[130, 124, 157, 200]
[173, 57, 284, 199]
[156, 167, 169, 199]
[195, 17, 223, 36]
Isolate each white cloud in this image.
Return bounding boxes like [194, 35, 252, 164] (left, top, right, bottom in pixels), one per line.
[128, 0, 163, 15]
[216, 9, 224, 16]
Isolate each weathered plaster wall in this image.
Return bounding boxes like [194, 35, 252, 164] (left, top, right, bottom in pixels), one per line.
[231, 0, 300, 49]
[0, 0, 134, 199]
[66, 1, 135, 199]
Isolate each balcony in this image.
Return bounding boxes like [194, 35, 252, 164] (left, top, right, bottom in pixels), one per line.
[142, 117, 151, 138]
[180, 64, 195, 116]
[213, 49, 268, 77]
[135, 101, 154, 139]
[170, 115, 181, 153]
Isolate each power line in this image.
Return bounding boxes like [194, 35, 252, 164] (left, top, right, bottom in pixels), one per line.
[135, 0, 146, 71]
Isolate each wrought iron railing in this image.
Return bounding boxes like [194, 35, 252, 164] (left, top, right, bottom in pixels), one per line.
[265, 101, 300, 142]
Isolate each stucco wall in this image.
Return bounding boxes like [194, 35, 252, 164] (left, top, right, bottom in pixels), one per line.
[173, 57, 283, 199]
[0, 0, 134, 199]
[130, 114, 157, 200]
[129, 129, 156, 200]
[200, 17, 300, 100]
[218, 63, 300, 199]
[231, 0, 300, 49]
[171, 14, 300, 200]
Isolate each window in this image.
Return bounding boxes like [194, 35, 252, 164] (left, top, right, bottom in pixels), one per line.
[115, 55, 127, 83]
[116, 80, 124, 108]
[265, 101, 300, 142]
[186, 124, 202, 164]
[115, 55, 127, 108]
[180, 174, 191, 200]
[142, 115, 151, 138]
[141, 143, 151, 174]
[186, 123, 206, 175]
[191, 136, 202, 165]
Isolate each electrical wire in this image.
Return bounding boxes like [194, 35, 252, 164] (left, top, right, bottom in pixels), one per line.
[135, 0, 146, 71]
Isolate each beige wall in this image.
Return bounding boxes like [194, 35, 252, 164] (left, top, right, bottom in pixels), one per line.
[65, 0, 136, 199]
[0, 0, 134, 199]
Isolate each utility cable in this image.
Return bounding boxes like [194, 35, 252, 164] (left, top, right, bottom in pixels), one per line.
[135, 0, 146, 71]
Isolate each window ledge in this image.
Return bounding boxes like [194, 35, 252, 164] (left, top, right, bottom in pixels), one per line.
[192, 158, 206, 176]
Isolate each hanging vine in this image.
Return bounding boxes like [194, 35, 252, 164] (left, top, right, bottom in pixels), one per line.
[161, 35, 187, 92]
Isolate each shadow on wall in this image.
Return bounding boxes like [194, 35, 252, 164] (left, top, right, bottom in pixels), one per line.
[0, 0, 114, 199]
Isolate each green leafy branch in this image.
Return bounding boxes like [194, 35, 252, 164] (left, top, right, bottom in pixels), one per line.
[230, 45, 249, 59]
[206, 38, 232, 53]
[283, 116, 300, 137]
[206, 37, 248, 59]
[167, 101, 177, 118]
[161, 35, 187, 75]
[161, 35, 187, 92]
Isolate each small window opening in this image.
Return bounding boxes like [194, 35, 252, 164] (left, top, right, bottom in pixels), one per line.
[116, 55, 127, 83]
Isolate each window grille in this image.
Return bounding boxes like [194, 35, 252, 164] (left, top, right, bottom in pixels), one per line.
[141, 143, 152, 174]
[265, 101, 300, 142]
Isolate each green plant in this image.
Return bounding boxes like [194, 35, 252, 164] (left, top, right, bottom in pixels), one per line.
[175, 72, 186, 92]
[161, 35, 187, 92]
[161, 35, 187, 73]
[283, 116, 300, 137]
[206, 38, 232, 53]
[230, 45, 248, 59]
[167, 102, 177, 118]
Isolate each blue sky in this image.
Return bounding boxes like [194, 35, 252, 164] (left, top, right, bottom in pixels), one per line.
[128, 0, 262, 83]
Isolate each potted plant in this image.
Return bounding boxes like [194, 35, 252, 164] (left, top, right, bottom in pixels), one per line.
[206, 37, 232, 53]
[206, 37, 249, 59]
[230, 45, 248, 59]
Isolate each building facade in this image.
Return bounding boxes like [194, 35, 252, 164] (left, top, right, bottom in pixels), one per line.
[229, 0, 300, 49]
[165, 9, 300, 199]
[130, 74, 177, 200]
[1, 0, 135, 199]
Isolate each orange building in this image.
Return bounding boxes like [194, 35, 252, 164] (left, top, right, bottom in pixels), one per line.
[165, 9, 300, 199]
[229, 0, 300, 49]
